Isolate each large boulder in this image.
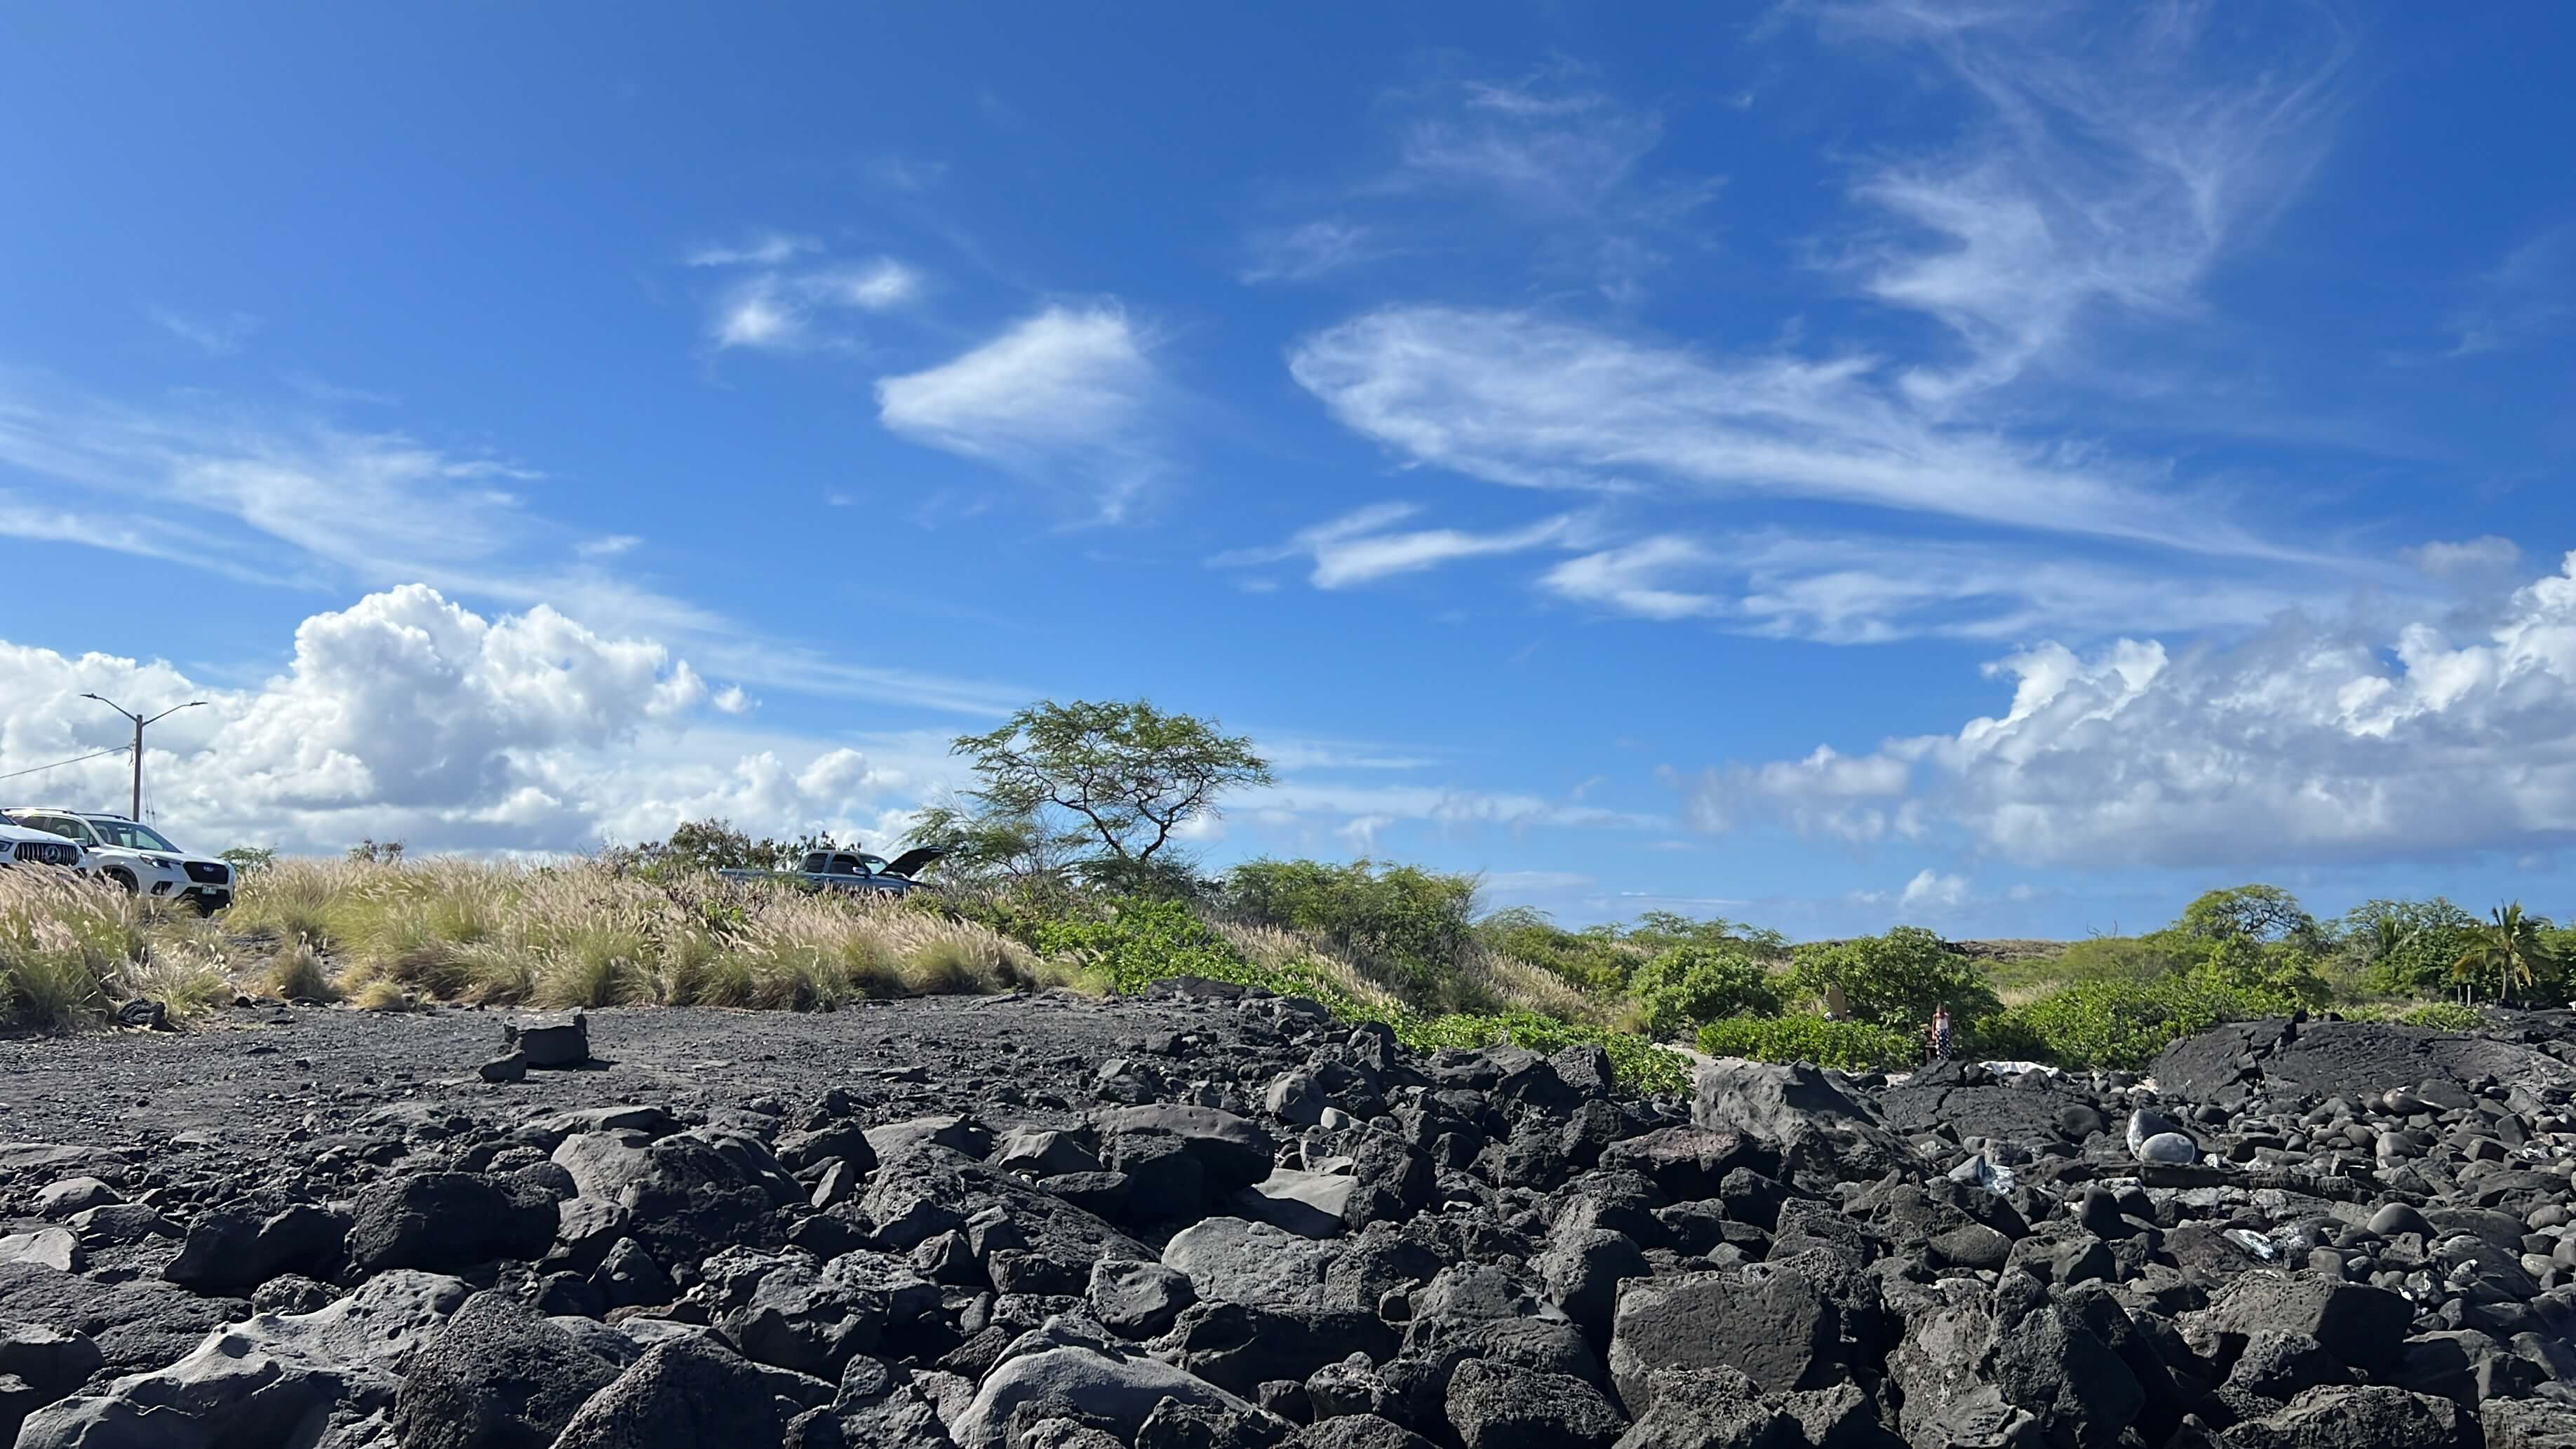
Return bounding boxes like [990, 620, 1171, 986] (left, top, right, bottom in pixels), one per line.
[863, 1145, 1153, 1295]
[695, 1248, 937, 1378]
[14, 1272, 469, 1449]
[1690, 1061, 1918, 1194]
[950, 1344, 1263, 1449]
[1444, 1359, 1625, 1449]
[2222, 1385, 2473, 1449]
[347, 1173, 556, 1274]
[0, 1265, 248, 1379]
[1609, 1263, 1843, 1409]
[163, 1201, 349, 1294]
[2189, 1273, 2415, 1377]
[548, 1336, 794, 1449]
[1096, 1105, 1278, 1197]
[389, 1290, 627, 1449]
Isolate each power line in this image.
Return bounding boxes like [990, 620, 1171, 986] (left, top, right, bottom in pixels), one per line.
[0, 746, 130, 783]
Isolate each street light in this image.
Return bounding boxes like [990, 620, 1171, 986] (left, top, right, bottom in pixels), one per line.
[77, 694, 205, 821]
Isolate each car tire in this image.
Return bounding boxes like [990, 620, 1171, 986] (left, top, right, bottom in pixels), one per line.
[103, 868, 139, 894]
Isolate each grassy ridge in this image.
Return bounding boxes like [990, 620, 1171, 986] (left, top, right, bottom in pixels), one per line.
[1, 856, 2526, 1103]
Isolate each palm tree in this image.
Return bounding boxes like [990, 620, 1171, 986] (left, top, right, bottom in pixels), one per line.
[2453, 903, 2555, 1008]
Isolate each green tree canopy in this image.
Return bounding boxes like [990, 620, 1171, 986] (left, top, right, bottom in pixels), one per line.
[1787, 925, 1997, 1030]
[948, 699, 1270, 875]
[2174, 884, 2326, 951]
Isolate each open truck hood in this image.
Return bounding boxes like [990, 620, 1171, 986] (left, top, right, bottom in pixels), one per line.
[880, 847, 948, 880]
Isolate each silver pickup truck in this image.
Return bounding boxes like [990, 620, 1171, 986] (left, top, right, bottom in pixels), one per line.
[716, 847, 945, 897]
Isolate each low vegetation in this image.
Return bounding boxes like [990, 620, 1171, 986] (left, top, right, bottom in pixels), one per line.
[6, 695, 2565, 1092]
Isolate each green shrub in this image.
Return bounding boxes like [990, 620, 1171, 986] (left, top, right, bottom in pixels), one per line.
[2396, 1001, 2483, 1031]
[1630, 943, 1779, 1039]
[1786, 926, 1997, 1030]
[1407, 1010, 1690, 1097]
[2001, 978, 2262, 1070]
[1474, 908, 1637, 994]
[1696, 1014, 1915, 1073]
[1221, 858, 1479, 1003]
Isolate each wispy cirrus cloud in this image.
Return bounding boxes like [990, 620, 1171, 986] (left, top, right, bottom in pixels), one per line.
[685, 231, 821, 268]
[1818, 0, 2349, 405]
[707, 257, 925, 352]
[1211, 501, 1587, 589]
[145, 305, 261, 357]
[1243, 64, 1716, 299]
[1240, 220, 1386, 284]
[875, 303, 1165, 522]
[1540, 530, 2359, 644]
[0, 379, 1026, 715]
[1290, 305, 2305, 559]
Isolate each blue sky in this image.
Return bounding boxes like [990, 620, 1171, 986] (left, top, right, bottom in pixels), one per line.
[4, 2, 2574, 939]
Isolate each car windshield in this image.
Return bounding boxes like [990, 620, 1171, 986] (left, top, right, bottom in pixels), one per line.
[88, 819, 178, 851]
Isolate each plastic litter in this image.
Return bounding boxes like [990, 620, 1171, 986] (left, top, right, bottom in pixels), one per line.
[2224, 1227, 2280, 1262]
[1947, 1152, 2017, 1196]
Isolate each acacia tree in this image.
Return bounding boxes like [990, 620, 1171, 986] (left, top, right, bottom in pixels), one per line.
[932, 699, 1270, 891]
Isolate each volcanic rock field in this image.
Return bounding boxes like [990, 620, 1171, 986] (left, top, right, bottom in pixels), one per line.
[8, 984, 2576, 1449]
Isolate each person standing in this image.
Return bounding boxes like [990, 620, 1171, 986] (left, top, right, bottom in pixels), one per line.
[1930, 1004, 1954, 1061]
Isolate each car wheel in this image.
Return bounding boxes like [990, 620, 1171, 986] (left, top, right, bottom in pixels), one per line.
[104, 868, 139, 894]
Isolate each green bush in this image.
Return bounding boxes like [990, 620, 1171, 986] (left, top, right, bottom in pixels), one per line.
[1630, 943, 1779, 1039]
[1222, 858, 1478, 1002]
[2396, 1001, 2483, 1031]
[1785, 926, 1997, 1030]
[1696, 1014, 1915, 1073]
[2001, 978, 2262, 1070]
[1035, 896, 1688, 1095]
[1474, 908, 1636, 994]
[1407, 1010, 1690, 1097]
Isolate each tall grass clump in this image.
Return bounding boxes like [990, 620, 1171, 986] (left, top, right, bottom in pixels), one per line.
[0, 868, 225, 1029]
[226, 856, 1039, 1012]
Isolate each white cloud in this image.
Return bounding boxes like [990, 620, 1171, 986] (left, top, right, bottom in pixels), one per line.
[1542, 537, 1725, 622]
[711, 685, 755, 715]
[1541, 529, 2355, 643]
[1289, 306, 2298, 560]
[712, 278, 805, 349]
[1240, 221, 1381, 283]
[2434, 227, 2574, 360]
[576, 534, 641, 559]
[1820, 0, 2347, 405]
[2406, 536, 2523, 584]
[145, 306, 260, 357]
[1677, 551, 2576, 868]
[1212, 502, 1582, 589]
[802, 259, 923, 310]
[1243, 67, 1713, 300]
[0, 587, 904, 856]
[1898, 868, 1969, 910]
[707, 257, 922, 352]
[685, 232, 821, 268]
[875, 304, 1164, 520]
[0, 593, 975, 859]
[0, 382, 1027, 717]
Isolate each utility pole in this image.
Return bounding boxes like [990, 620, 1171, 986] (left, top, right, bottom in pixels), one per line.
[76, 694, 205, 820]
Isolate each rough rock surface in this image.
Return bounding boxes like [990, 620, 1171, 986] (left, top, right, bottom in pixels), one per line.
[10, 994, 2576, 1449]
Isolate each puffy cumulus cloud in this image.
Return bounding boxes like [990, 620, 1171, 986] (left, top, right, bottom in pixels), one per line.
[1675, 552, 2576, 867]
[0, 586, 910, 856]
[1897, 869, 1970, 910]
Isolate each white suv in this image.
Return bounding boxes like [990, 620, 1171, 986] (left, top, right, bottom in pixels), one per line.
[4, 807, 233, 913]
[0, 811, 86, 873]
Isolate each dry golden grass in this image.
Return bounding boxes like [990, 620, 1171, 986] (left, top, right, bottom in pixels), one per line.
[227, 856, 1039, 1012]
[0, 867, 232, 1030]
